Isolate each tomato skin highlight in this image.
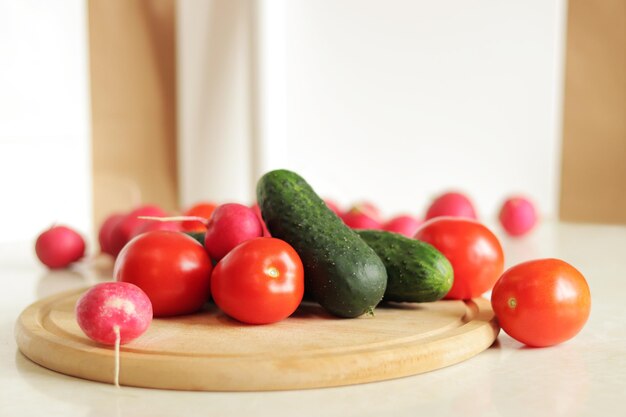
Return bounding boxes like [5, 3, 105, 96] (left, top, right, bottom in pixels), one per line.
[491, 258, 591, 347]
[211, 237, 304, 325]
[114, 231, 212, 317]
[415, 217, 504, 299]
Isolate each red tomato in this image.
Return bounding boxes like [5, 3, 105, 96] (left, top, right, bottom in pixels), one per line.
[114, 231, 212, 317]
[211, 237, 304, 324]
[181, 202, 216, 232]
[491, 259, 591, 347]
[415, 217, 504, 299]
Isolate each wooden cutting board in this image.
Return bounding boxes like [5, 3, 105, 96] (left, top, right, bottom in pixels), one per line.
[15, 288, 499, 391]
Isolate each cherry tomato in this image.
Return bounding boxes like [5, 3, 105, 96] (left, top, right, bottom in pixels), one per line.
[181, 202, 216, 232]
[415, 217, 504, 299]
[211, 237, 304, 324]
[491, 258, 591, 347]
[114, 231, 212, 317]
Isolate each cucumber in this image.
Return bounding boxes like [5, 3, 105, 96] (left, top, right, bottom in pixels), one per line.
[356, 230, 453, 302]
[183, 231, 205, 245]
[256, 170, 387, 318]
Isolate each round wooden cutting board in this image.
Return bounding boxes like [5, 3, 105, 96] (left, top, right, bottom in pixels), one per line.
[15, 288, 499, 391]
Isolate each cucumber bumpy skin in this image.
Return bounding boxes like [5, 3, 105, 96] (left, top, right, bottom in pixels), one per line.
[256, 169, 387, 318]
[357, 230, 453, 302]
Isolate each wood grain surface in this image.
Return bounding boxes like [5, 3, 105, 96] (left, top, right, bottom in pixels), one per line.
[560, 0, 626, 224]
[15, 289, 499, 391]
[88, 0, 179, 227]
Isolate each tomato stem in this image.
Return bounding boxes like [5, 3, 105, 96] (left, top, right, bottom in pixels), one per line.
[266, 266, 280, 278]
[508, 297, 517, 309]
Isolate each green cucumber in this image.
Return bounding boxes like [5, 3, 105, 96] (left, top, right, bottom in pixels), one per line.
[356, 230, 453, 302]
[256, 169, 387, 318]
[183, 231, 205, 245]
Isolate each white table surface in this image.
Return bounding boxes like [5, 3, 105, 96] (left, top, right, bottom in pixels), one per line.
[1, 221, 624, 417]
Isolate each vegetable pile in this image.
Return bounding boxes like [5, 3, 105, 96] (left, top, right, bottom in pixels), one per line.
[35, 169, 590, 351]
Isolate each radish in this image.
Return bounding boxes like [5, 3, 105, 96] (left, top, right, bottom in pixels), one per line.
[348, 201, 382, 222]
[425, 191, 477, 220]
[499, 196, 537, 237]
[204, 203, 263, 261]
[75, 281, 153, 387]
[109, 205, 167, 257]
[342, 208, 383, 230]
[251, 203, 271, 237]
[383, 215, 422, 237]
[35, 225, 86, 269]
[98, 213, 124, 256]
[130, 219, 181, 238]
[76, 282, 153, 345]
[324, 199, 343, 217]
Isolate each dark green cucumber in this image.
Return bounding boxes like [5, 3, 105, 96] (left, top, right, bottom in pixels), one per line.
[183, 231, 205, 245]
[256, 169, 387, 318]
[356, 230, 453, 302]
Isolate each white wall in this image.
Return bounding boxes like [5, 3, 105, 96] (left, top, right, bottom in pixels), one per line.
[282, 0, 567, 219]
[181, 0, 567, 220]
[177, 0, 255, 207]
[0, 0, 91, 243]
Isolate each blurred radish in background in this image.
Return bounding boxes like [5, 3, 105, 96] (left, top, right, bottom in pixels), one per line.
[35, 225, 86, 269]
[499, 196, 538, 237]
[425, 192, 477, 220]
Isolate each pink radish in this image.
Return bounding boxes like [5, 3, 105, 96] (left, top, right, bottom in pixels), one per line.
[324, 199, 343, 217]
[98, 213, 124, 256]
[75, 281, 153, 387]
[425, 191, 477, 220]
[251, 203, 271, 237]
[499, 196, 538, 237]
[342, 208, 383, 230]
[383, 215, 422, 237]
[349, 201, 382, 222]
[76, 282, 153, 345]
[109, 205, 167, 257]
[130, 219, 181, 237]
[35, 225, 86, 269]
[205, 203, 263, 261]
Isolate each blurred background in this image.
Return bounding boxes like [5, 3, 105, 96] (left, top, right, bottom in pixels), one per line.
[0, 0, 624, 244]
